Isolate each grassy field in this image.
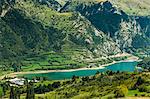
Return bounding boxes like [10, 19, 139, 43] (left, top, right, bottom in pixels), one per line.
[0, 45, 129, 77]
[14, 52, 129, 72]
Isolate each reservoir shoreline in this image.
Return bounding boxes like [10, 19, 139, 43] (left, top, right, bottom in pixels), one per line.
[0, 56, 140, 80]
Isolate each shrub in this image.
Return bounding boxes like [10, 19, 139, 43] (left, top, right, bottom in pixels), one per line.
[139, 85, 150, 93]
[52, 81, 61, 88]
[114, 85, 128, 98]
[103, 94, 115, 99]
[134, 76, 145, 89]
[141, 94, 146, 97]
[0, 86, 3, 98]
[138, 85, 147, 92]
[145, 86, 150, 93]
[134, 94, 138, 96]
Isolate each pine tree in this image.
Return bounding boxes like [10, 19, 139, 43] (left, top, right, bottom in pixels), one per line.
[26, 82, 35, 99]
[10, 87, 15, 99]
[15, 88, 20, 99]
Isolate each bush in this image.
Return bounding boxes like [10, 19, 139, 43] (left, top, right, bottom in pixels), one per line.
[139, 85, 150, 93]
[114, 85, 128, 98]
[138, 85, 147, 92]
[134, 94, 138, 96]
[141, 94, 146, 97]
[52, 81, 61, 88]
[134, 76, 145, 89]
[145, 86, 150, 93]
[103, 94, 115, 99]
[0, 86, 3, 98]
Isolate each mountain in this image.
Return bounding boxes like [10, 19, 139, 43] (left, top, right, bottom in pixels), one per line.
[1, 1, 150, 98]
[60, 0, 150, 51]
[0, 0, 150, 64]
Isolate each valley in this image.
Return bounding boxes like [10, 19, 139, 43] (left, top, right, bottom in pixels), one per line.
[0, 52, 136, 79]
[0, 0, 150, 99]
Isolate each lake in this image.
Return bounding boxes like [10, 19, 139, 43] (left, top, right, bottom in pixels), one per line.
[23, 62, 138, 80]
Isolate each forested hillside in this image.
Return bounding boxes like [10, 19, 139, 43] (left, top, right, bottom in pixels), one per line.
[0, 0, 150, 66]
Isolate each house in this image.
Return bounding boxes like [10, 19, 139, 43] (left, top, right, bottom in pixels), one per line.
[9, 78, 25, 86]
[9, 78, 39, 86]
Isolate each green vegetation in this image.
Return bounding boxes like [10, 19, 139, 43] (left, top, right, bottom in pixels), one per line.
[0, 0, 150, 98]
[1, 0, 150, 71]
[0, 0, 122, 71]
[1, 51, 129, 76]
[10, 87, 21, 99]
[33, 72, 150, 98]
[26, 82, 35, 99]
[1, 72, 150, 98]
[114, 85, 128, 97]
[138, 57, 150, 71]
[0, 86, 3, 98]
[20, 50, 87, 71]
[1, 51, 128, 76]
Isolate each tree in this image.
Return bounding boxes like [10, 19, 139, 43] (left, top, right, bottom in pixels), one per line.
[114, 85, 128, 97]
[134, 76, 144, 88]
[52, 81, 61, 88]
[106, 70, 113, 75]
[48, 84, 54, 91]
[1, 82, 9, 96]
[34, 84, 49, 94]
[12, 63, 21, 72]
[10, 86, 20, 99]
[0, 86, 3, 98]
[82, 76, 89, 82]
[10, 87, 16, 99]
[26, 82, 35, 99]
[95, 71, 100, 75]
[10, 87, 14, 99]
[72, 75, 79, 82]
[15, 88, 21, 99]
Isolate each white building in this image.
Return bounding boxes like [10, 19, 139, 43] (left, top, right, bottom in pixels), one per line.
[9, 78, 25, 86]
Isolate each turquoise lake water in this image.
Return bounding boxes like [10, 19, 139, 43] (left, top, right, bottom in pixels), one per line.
[23, 62, 138, 80]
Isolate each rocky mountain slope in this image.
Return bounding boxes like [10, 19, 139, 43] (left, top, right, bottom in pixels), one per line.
[0, 0, 150, 64]
[60, 0, 150, 51]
